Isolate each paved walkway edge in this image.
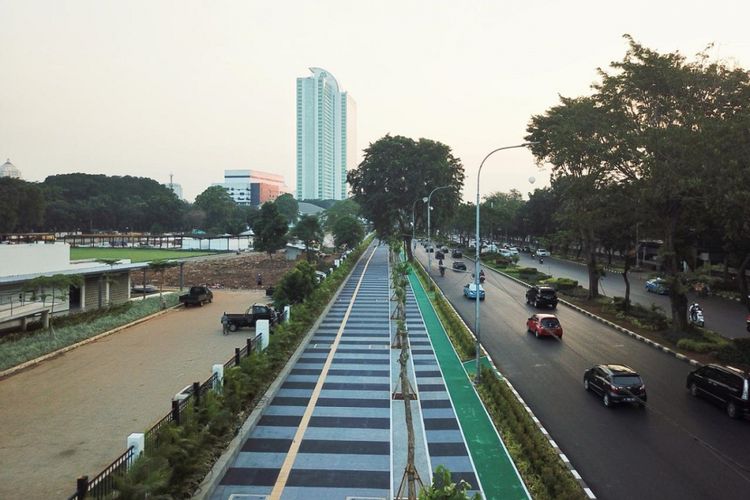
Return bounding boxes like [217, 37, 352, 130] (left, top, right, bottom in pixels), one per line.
[0, 299, 181, 381]
[408, 266, 530, 500]
[417, 259, 596, 499]
[194, 245, 373, 500]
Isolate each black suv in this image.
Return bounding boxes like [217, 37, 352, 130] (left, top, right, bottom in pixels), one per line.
[584, 364, 647, 408]
[686, 364, 750, 419]
[452, 261, 467, 271]
[526, 286, 558, 309]
[451, 249, 463, 258]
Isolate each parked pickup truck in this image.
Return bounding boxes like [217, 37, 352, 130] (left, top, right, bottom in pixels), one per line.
[221, 303, 279, 333]
[179, 285, 213, 307]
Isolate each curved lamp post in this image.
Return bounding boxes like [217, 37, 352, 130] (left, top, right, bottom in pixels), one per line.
[474, 143, 535, 384]
[427, 185, 451, 272]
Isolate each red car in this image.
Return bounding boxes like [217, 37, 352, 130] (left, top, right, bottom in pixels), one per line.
[527, 313, 563, 339]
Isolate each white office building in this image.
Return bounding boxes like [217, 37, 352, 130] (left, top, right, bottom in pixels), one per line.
[213, 170, 286, 206]
[296, 67, 356, 201]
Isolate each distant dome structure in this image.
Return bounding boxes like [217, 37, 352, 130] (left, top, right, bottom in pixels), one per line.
[0, 159, 22, 179]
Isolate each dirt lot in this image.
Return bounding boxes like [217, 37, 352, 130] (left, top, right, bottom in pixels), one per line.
[140, 251, 299, 290]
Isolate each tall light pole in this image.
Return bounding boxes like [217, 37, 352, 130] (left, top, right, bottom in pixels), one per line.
[475, 143, 535, 384]
[412, 196, 429, 253]
[427, 185, 451, 273]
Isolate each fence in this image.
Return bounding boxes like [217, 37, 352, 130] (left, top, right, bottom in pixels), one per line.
[68, 329, 265, 498]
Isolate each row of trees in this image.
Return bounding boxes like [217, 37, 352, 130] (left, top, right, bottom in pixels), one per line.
[347, 38, 750, 331]
[0, 173, 363, 246]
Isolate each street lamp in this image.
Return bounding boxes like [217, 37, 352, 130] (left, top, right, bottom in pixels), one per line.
[412, 196, 429, 252]
[427, 185, 451, 272]
[474, 143, 535, 384]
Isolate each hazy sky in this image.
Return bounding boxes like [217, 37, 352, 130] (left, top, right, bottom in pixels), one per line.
[2, 1, 749, 202]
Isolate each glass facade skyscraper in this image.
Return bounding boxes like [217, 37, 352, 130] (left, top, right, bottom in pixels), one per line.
[296, 68, 356, 200]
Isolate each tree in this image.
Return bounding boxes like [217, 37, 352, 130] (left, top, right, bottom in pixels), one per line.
[252, 202, 288, 257]
[332, 214, 364, 249]
[347, 135, 464, 260]
[290, 215, 323, 261]
[194, 186, 237, 233]
[595, 36, 750, 329]
[0, 178, 45, 232]
[274, 193, 299, 224]
[323, 199, 360, 231]
[273, 261, 318, 309]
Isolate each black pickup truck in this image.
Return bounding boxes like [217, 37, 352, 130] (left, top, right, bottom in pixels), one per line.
[179, 285, 213, 307]
[221, 303, 279, 333]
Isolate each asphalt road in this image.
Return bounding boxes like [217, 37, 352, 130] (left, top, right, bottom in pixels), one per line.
[416, 247, 750, 500]
[515, 252, 749, 339]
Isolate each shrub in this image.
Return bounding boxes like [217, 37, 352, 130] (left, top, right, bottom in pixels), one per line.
[540, 277, 578, 291]
[717, 338, 750, 365]
[478, 366, 586, 500]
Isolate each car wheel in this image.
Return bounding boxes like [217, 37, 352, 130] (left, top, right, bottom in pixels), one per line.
[584, 378, 590, 391]
[603, 393, 612, 407]
[727, 401, 739, 419]
[690, 383, 699, 397]
[228, 323, 238, 332]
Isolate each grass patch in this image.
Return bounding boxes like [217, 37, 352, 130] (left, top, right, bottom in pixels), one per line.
[0, 295, 179, 372]
[70, 248, 217, 262]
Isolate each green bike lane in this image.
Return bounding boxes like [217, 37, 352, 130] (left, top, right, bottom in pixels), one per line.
[407, 268, 530, 500]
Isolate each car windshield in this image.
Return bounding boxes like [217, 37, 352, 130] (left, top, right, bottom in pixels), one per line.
[540, 318, 559, 328]
[612, 375, 643, 386]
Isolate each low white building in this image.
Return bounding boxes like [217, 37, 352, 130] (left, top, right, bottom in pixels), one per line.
[0, 242, 148, 332]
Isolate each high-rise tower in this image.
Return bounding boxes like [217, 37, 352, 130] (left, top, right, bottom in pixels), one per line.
[296, 68, 356, 200]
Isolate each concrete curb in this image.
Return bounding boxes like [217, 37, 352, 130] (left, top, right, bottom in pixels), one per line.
[0, 300, 182, 381]
[415, 260, 597, 499]
[484, 264, 703, 368]
[194, 245, 372, 500]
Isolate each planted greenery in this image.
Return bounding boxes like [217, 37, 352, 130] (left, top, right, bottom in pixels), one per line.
[478, 366, 587, 500]
[419, 465, 481, 500]
[413, 258, 585, 499]
[113, 235, 373, 497]
[0, 294, 179, 372]
[412, 262, 474, 361]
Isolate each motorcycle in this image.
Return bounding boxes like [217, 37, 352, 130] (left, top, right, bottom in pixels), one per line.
[746, 314, 750, 333]
[538, 256, 544, 264]
[688, 303, 705, 327]
[439, 265, 446, 277]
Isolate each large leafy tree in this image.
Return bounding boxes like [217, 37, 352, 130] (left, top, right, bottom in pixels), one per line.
[274, 193, 299, 224]
[0, 178, 46, 232]
[253, 202, 288, 257]
[290, 215, 323, 261]
[347, 135, 464, 259]
[273, 260, 317, 309]
[194, 186, 237, 234]
[323, 199, 360, 231]
[332, 214, 364, 249]
[42, 173, 184, 232]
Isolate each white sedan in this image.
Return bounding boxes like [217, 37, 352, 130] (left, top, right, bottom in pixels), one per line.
[535, 248, 551, 257]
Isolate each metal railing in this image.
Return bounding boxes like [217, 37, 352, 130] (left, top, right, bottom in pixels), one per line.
[67, 446, 135, 500]
[69, 332, 263, 498]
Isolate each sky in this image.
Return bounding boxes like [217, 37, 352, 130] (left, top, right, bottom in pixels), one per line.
[2, 0, 749, 202]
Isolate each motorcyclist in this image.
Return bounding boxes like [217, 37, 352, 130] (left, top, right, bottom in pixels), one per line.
[689, 303, 702, 323]
[439, 263, 446, 277]
[479, 269, 485, 283]
[538, 255, 544, 264]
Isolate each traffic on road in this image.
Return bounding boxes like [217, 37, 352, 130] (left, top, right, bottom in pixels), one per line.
[417, 245, 750, 500]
